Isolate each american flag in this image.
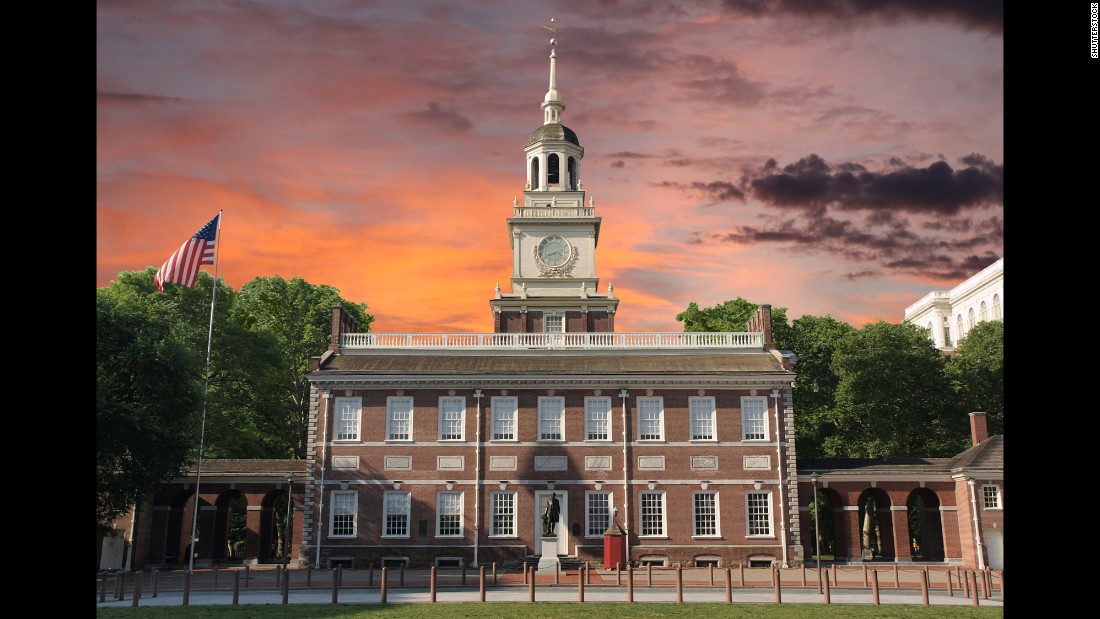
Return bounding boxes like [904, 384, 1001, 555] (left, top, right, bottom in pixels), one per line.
[154, 213, 220, 292]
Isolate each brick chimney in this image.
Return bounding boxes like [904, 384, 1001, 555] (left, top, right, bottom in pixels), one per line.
[330, 306, 360, 352]
[745, 304, 774, 350]
[969, 412, 989, 446]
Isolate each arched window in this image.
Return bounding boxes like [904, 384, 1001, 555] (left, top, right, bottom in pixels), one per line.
[530, 158, 540, 189]
[992, 294, 1002, 320]
[979, 301, 988, 322]
[547, 154, 560, 185]
[967, 308, 976, 330]
[942, 316, 952, 347]
[956, 315, 965, 342]
[568, 156, 578, 190]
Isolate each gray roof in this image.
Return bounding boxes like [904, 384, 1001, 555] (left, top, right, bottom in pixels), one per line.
[314, 351, 786, 375]
[527, 123, 580, 146]
[798, 435, 1003, 477]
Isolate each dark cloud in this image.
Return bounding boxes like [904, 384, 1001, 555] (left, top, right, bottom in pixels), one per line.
[673, 55, 768, 106]
[715, 0, 1003, 34]
[97, 91, 184, 104]
[653, 180, 746, 202]
[401, 102, 473, 131]
[745, 154, 1002, 215]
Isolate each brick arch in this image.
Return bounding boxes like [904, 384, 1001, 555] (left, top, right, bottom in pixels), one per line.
[907, 488, 945, 562]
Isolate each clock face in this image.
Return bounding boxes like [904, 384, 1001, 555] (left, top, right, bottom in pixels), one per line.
[537, 235, 571, 267]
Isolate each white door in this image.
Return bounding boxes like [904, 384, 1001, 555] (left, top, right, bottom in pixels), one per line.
[535, 491, 568, 557]
[985, 529, 1003, 569]
[100, 533, 126, 570]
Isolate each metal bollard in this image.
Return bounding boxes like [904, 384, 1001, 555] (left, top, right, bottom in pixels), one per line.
[774, 567, 782, 604]
[331, 566, 340, 604]
[920, 568, 929, 606]
[131, 571, 143, 607]
[152, 568, 160, 598]
[725, 567, 732, 603]
[99, 571, 108, 603]
[676, 564, 683, 603]
[578, 565, 585, 602]
[430, 566, 437, 603]
[281, 565, 289, 605]
[970, 571, 980, 606]
[871, 569, 880, 605]
[380, 567, 389, 604]
[233, 570, 240, 605]
[183, 571, 191, 606]
[627, 566, 634, 603]
[823, 571, 831, 605]
[479, 565, 486, 602]
[528, 565, 535, 603]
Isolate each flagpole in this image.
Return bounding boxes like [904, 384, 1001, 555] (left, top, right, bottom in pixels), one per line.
[187, 210, 223, 574]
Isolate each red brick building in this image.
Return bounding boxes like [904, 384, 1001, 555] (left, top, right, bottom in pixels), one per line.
[103, 33, 1002, 574]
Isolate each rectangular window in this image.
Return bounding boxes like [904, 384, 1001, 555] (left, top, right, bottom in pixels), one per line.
[639, 491, 665, 536]
[490, 492, 516, 536]
[438, 396, 465, 441]
[437, 491, 463, 537]
[491, 396, 517, 441]
[383, 491, 410, 538]
[637, 397, 664, 441]
[741, 397, 768, 441]
[539, 396, 565, 441]
[335, 397, 362, 441]
[690, 396, 716, 441]
[747, 491, 772, 536]
[586, 491, 612, 537]
[982, 484, 1001, 509]
[330, 491, 358, 538]
[585, 397, 611, 441]
[387, 396, 413, 441]
[693, 491, 719, 536]
[544, 314, 564, 333]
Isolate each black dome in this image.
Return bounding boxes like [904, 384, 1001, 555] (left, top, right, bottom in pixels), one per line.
[527, 123, 580, 147]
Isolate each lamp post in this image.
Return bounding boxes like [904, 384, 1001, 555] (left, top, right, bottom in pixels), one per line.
[284, 475, 293, 568]
[810, 473, 822, 594]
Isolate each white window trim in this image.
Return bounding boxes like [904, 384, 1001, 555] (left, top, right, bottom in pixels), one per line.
[490, 396, 518, 441]
[436, 491, 464, 538]
[692, 490, 721, 538]
[329, 490, 358, 539]
[386, 396, 414, 442]
[538, 396, 566, 442]
[334, 396, 362, 442]
[585, 490, 614, 538]
[544, 312, 565, 333]
[746, 491, 773, 537]
[689, 396, 717, 442]
[438, 396, 466, 442]
[584, 396, 612, 442]
[981, 484, 1002, 510]
[741, 396, 769, 441]
[637, 396, 665, 442]
[489, 491, 517, 537]
[638, 490, 667, 537]
[381, 490, 411, 538]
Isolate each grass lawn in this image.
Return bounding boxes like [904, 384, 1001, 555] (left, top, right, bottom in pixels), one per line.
[97, 602, 1004, 618]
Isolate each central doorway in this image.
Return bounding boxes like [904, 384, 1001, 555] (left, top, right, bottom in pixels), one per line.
[534, 490, 568, 557]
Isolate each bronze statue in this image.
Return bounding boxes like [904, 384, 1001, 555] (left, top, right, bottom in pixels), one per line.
[541, 493, 560, 536]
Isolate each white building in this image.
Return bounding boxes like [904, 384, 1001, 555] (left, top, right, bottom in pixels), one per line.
[903, 258, 1003, 351]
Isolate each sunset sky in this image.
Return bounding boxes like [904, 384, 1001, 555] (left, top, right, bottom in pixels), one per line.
[96, 1, 1004, 333]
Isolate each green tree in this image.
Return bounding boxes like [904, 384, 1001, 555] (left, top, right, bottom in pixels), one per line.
[945, 320, 1004, 436]
[96, 277, 204, 535]
[233, 276, 373, 458]
[788, 315, 855, 459]
[676, 298, 792, 348]
[828, 321, 966, 458]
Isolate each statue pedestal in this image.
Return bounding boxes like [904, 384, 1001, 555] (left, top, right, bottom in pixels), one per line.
[537, 535, 561, 572]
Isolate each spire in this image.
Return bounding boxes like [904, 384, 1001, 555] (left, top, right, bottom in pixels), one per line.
[541, 18, 564, 126]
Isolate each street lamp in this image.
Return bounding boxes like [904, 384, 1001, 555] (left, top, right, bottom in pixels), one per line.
[284, 475, 293, 568]
[810, 473, 822, 594]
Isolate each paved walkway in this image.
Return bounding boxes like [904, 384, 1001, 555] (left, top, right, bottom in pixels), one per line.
[96, 566, 1004, 609]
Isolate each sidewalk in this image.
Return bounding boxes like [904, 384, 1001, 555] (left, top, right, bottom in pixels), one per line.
[96, 566, 1004, 609]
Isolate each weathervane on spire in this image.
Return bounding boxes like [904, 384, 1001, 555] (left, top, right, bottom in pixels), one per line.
[543, 17, 557, 47]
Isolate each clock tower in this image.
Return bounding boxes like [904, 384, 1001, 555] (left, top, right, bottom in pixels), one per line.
[490, 27, 619, 334]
